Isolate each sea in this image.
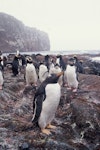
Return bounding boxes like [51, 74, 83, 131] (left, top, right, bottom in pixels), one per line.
[3, 49, 100, 56]
[3, 49, 100, 62]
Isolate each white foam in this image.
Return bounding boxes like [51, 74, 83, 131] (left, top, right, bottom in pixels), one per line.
[91, 57, 100, 63]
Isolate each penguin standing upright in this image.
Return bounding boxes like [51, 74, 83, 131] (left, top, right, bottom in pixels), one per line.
[49, 60, 55, 75]
[64, 58, 78, 92]
[38, 63, 48, 83]
[51, 64, 63, 86]
[12, 54, 19, 77]
[25, 56, 37, 86]
[32, 72, 63, 135]
[0, 56, 4, 71]
[73, 55, 84, 74]
[44, 55, 50, 70]
[0, 65, 4, 90]
[56, 55, 66, 71]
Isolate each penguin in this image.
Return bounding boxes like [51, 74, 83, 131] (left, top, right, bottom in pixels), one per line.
[56, 55, 60, 66]
[32, 72, 63, 135]
[50, 63, 63, 86]
[38, 63, 49, 83]
[49, 60, 55, 75]
[0, 65, 4, 90]
[21, 54, 26, 67]
[56, 55, 66, 71]
[0, 53, 4, 89]
[25, 56, 37, 86]
[44, 55, 50, 70]
[73, 55, 84, 74]
[19, 54, 26, 78]
[0, 56, 4, 71]
[12, 54, 19, 77]
[64, 58, 78, 92]
[16, 50, 20, 56]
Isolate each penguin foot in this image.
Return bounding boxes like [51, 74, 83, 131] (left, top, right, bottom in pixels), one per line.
[41, 129, 51, 135]
[46, 124, 56, 129]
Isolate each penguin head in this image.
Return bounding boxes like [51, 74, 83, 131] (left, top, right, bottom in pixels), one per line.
[15, 50, 21, 58]
[79, 60, 83, 64]
[45, 72, 63, 83]
[68, 57, 75, 66]
[57, 55, 61, 58]
[26, 56, 33, 64]
[14, 55, 19, 60]
[73, 55, 78, 61]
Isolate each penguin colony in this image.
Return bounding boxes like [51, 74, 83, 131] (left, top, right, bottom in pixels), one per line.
[1, 51, 82, 135]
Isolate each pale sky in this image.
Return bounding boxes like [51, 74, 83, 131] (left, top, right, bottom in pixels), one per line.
[0, 0, 100, 51]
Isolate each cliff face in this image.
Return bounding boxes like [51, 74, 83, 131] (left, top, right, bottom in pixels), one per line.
[0, 13, 50, 53]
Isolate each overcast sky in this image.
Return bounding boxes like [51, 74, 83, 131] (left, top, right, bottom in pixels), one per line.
[0, 0, 100, 51]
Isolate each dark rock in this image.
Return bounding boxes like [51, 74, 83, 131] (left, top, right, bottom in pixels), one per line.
[45, 139, 74, 150]
[0, 54, 100, 150]
[19, 142, 30, 150]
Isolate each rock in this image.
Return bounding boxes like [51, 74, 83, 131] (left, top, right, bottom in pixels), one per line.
[45, 139, 74, 150]
[0, 54, 100, 149]
[19, 142, 30, 150]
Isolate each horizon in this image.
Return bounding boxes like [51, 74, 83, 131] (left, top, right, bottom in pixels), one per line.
[0, 0, 100, 51]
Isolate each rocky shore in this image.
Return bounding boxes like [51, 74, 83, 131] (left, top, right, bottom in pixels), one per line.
[0, 54, 100, 150]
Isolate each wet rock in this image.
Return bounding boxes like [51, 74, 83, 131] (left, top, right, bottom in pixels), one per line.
[19, 142, 30, 150]
[45, 139, 74, 150]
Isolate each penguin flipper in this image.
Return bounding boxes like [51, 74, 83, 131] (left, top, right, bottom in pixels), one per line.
[32, 95, 44, 123]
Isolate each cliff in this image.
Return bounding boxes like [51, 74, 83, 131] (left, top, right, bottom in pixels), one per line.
[0, 12, 50, 53]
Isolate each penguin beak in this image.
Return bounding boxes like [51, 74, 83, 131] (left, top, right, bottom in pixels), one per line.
[57, 71, 64, 77]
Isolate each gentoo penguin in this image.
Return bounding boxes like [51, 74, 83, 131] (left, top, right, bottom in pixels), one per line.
[0, 52, 4, 87]
[0, 60, 4, 90]
[18, 54, 26, 78]
[49, 60, 55, 75]
[25, 57, 37, 86]
[21, 55, 26, 67]
[44, 55, 50, 70]
[56, 55, 66, 71]
[0, 56, 4, 71]
[73, 55, 84, 74]
[49, 63, 63, 86]
[12, 54, 19, 77]
[38, 63, 49, 83]
[64, 58, 78, 92]
[32, 72, 63, 135]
